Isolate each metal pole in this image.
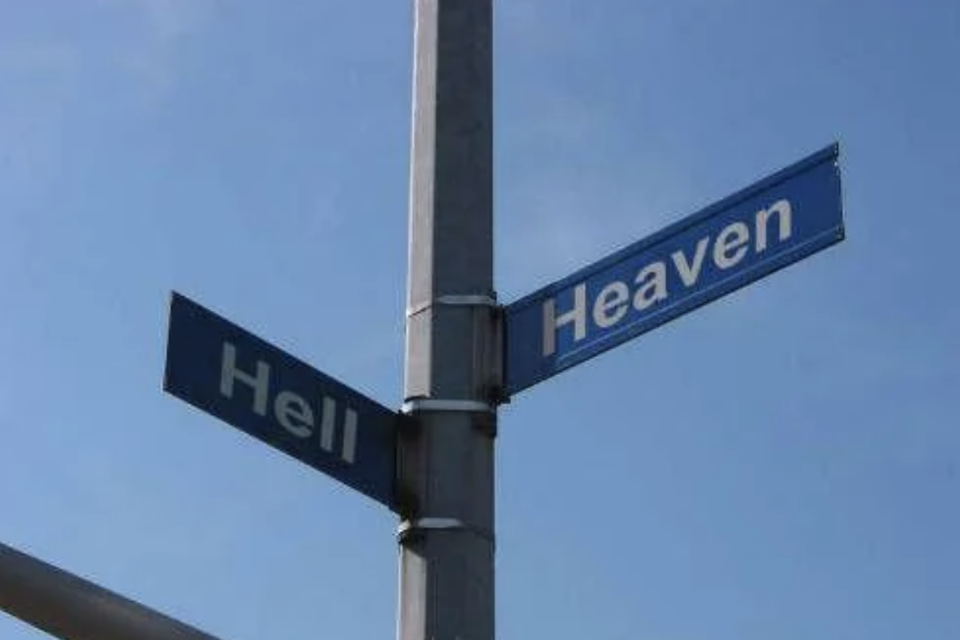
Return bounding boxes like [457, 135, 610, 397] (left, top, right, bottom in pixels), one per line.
[398, 1, 497, 640]
[0, 540, 227, 640]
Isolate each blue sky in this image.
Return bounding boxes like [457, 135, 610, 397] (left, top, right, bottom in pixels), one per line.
[1, 1, 958, 639]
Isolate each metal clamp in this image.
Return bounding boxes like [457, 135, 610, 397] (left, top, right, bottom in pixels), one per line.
[397, 518, 495, 543]
[406, 294, 498, 318]
[401, 398, 496, 414]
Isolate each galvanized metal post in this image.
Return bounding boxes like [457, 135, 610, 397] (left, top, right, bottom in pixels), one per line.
[398, 1, 497, 640]
[0, 540, 226, 640]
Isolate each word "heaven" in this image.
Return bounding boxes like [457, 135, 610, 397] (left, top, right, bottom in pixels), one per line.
[542, 199, 793, 356]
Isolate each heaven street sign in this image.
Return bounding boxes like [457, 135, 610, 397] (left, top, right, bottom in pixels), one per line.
[164, 292, 397, 509]
[504, 143, 845, 395]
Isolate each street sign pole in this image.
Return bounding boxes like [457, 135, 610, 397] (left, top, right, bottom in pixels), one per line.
[0, 540, 225, 640]
[399, 1, 497, 640]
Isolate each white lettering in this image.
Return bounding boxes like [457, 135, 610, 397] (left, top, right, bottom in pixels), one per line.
[218, 343, 360, 464]
[671, 238, 709, 287]
[633, 262, 668, 310]
[756, 199, 792, 251]
[592, 282, 630, 328]
[542, 284, 587, 356]
[714, 222, 750, 269]
[342, 408, 358, 463]
[220, 342, 270, 416]
[535, 198, 799, 366]
[319, 396, 337, 453]
[274, 390, 313, 438]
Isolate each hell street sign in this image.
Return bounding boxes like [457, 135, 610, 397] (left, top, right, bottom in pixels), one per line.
[164, 292, 397, 509]
[504, 143, 845, 395]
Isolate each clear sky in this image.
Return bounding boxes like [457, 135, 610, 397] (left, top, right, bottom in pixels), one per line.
[1, 1, 958, 639]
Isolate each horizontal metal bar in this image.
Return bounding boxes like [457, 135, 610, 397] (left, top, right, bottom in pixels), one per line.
[398, 517, 465, 534]
[0, 540, 227, 640]
[406, 294, 499, 318]
[401, 398, 496, 414]
[397, 518, 495, 543]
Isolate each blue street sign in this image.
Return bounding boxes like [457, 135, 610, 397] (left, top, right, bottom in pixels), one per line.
[164, 293, 397, 509]
[505, 144, 845, 395]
